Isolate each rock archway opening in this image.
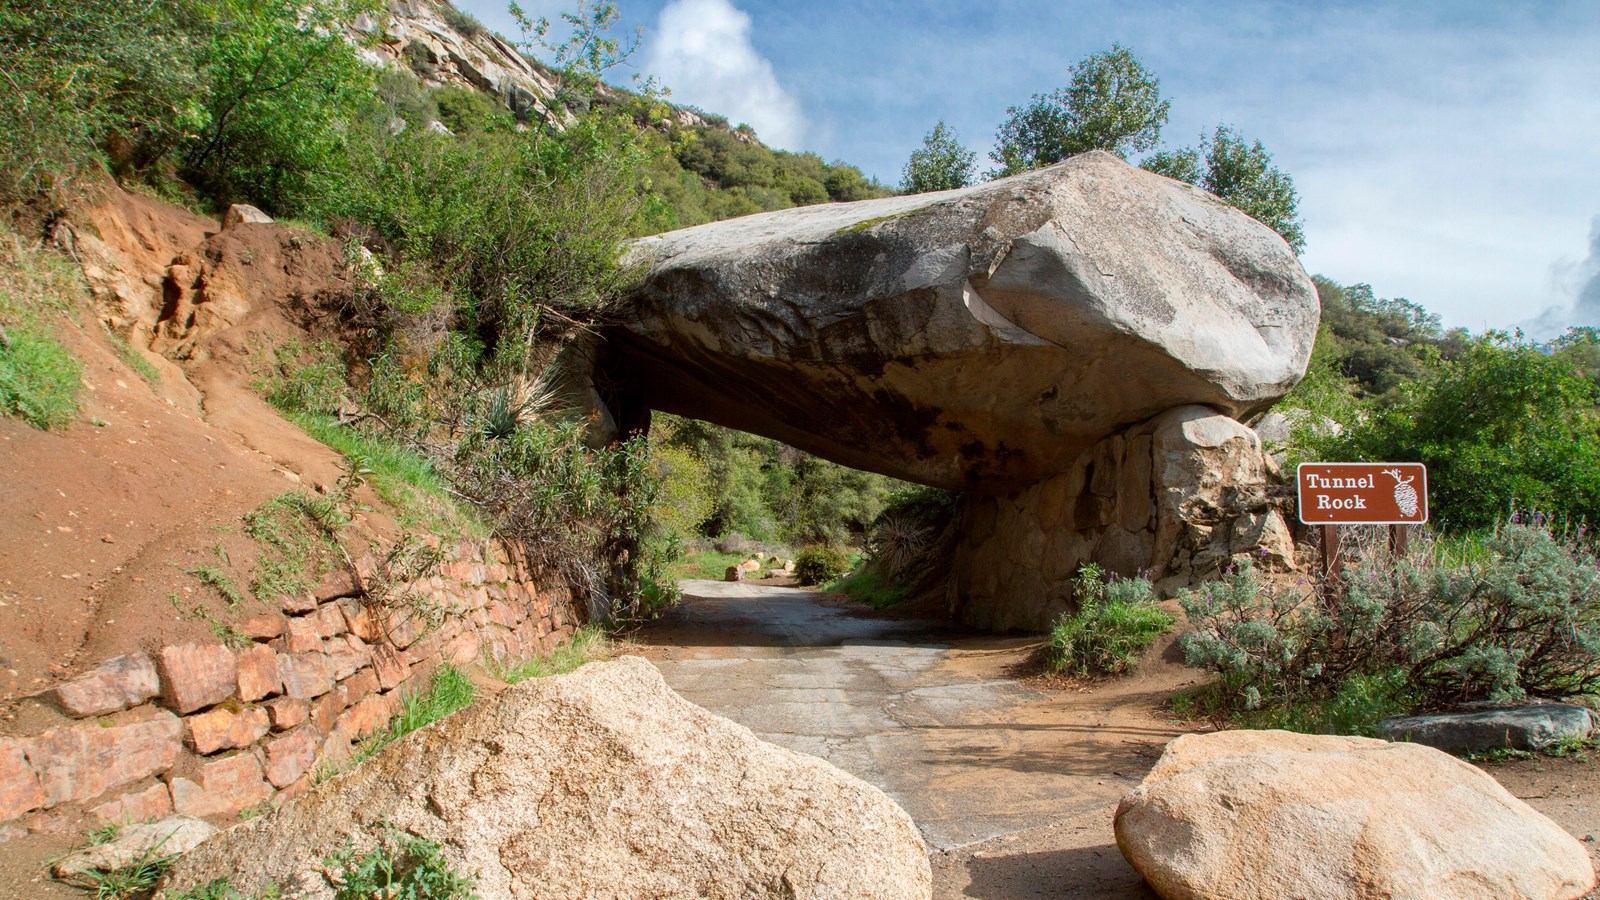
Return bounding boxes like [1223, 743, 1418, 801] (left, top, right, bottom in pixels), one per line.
[588, 152, 1319, 631]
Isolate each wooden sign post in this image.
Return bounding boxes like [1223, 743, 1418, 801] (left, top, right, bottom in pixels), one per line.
[1297, 462, 1429, 605]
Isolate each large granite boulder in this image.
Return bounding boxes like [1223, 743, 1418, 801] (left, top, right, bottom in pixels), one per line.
[597, 152, 1318, 628]
[603, 151, 1317, 494]
[160, 657, 931, 899]
[1115, 730, 1596, 900]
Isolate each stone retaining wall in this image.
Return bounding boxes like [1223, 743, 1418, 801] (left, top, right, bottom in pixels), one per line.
[0, 539, 581, 832]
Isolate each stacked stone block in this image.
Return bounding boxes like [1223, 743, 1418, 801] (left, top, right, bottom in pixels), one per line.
[0, 540, 580, 831]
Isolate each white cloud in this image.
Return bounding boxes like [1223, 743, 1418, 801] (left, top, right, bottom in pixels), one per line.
[1524, 217, 1600, 338]
[644, 0, 806, 149]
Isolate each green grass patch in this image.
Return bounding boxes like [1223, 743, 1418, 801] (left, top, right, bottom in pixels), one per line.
[77, 842, 180, 900]
[186, 564, 244, 608]
[0, 326, 80, 429]
[1045, 565, 1174, 677]
[0, 231, 89, 430]
[332, 665, 477, 779]
[243, 492, 341, 602]
[828, 568, 912, 609]
[494, 625, 610, 683]
[1172, 671, 1412, 737]
[669, 549, 747, 580]
[106, 330, 160, 384]
[288, 411, 488, 541]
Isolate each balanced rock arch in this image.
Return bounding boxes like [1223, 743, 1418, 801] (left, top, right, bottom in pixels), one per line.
[591, 151, 1318, 630]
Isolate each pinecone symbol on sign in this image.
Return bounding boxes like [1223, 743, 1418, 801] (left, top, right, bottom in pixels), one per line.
[1385, 469, 1418, 518]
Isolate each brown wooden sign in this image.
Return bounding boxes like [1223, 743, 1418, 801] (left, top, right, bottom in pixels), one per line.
[1297, 462, 1428, 525]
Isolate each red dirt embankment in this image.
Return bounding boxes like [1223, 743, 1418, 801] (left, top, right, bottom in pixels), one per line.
[1, 188, 371, 716]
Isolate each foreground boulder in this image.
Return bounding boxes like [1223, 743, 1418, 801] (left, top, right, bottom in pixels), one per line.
[598, 152, 1317, 628]
[161, 656, 931, 899]
[1115, 730, 1595, 900]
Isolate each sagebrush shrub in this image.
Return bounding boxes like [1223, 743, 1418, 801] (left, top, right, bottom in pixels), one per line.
[1181, 524, 1600, 719]
[1046, 564, 1174, 676]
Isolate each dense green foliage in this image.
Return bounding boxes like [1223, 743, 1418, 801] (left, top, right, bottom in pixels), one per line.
[991, 43, 1169, 175]
[1181, 526, 1600, 732]
[1306, 277, 1450, 401]
[0, 0, 378, 212]
[1046, 565, 1174, 676]
[1143, 125, 1305, 253]
[1318, 335, 1600, 530]
[986, 45, 1303, 251]
[794, 544, 851, 586]
[901, 121, 976, 193]
[646, 123, 890, 229]
[653, 414, 900, 547]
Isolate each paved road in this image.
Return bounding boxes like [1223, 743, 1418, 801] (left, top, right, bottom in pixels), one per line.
[636, 580, 1181, 852]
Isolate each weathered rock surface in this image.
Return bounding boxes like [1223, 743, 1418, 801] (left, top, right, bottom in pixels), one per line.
[53, 817, 218, 888]
[161, 656, 931, 899]
[955, 405, 1296, 629]
[1378, 704, 1595, 754]
[1115, 730, 1596, 900]
[598, 153, 1315, 627]
[605, 151, 1317, 494]
[50, 652, 160, 718]
[220, 203, 273, 229]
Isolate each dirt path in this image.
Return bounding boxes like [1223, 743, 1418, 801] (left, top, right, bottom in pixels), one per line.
[635, 580, 1600, 900]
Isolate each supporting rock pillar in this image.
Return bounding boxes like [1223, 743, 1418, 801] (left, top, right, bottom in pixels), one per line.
[950, 405, 1298, 631]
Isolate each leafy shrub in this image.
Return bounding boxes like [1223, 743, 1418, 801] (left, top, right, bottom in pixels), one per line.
[795, 544, 850, 585]
[1046, 564, 1174, 676]
[256, 337, 348, 416]
[180, 0, 378, 214]
[327, 827, 476, 899]
[0, 0, 203, 201]
[450, 418, 676, 622]
[1181, 525, 1600, 728]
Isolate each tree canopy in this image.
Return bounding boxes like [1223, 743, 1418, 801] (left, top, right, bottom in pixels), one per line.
[1144, 125, 1306, 253]
[901, 120, 976, 194]
[990, 43, 1169, 176]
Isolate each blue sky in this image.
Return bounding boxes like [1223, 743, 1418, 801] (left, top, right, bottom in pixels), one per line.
[457, 0, 1600, 335]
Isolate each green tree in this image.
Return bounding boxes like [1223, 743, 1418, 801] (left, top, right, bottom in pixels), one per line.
[180, 0, 378, 214]
[901, 120, 977, 193]
[0, 0, 203, 200]
[1144, 124, 1305, 253]
[1319, 333, 1600, 529]
[990, 43, 1169, 176]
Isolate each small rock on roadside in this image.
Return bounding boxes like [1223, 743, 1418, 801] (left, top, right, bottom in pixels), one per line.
[51, 817, 218, 888]
[1377, 703, 1595, 754]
